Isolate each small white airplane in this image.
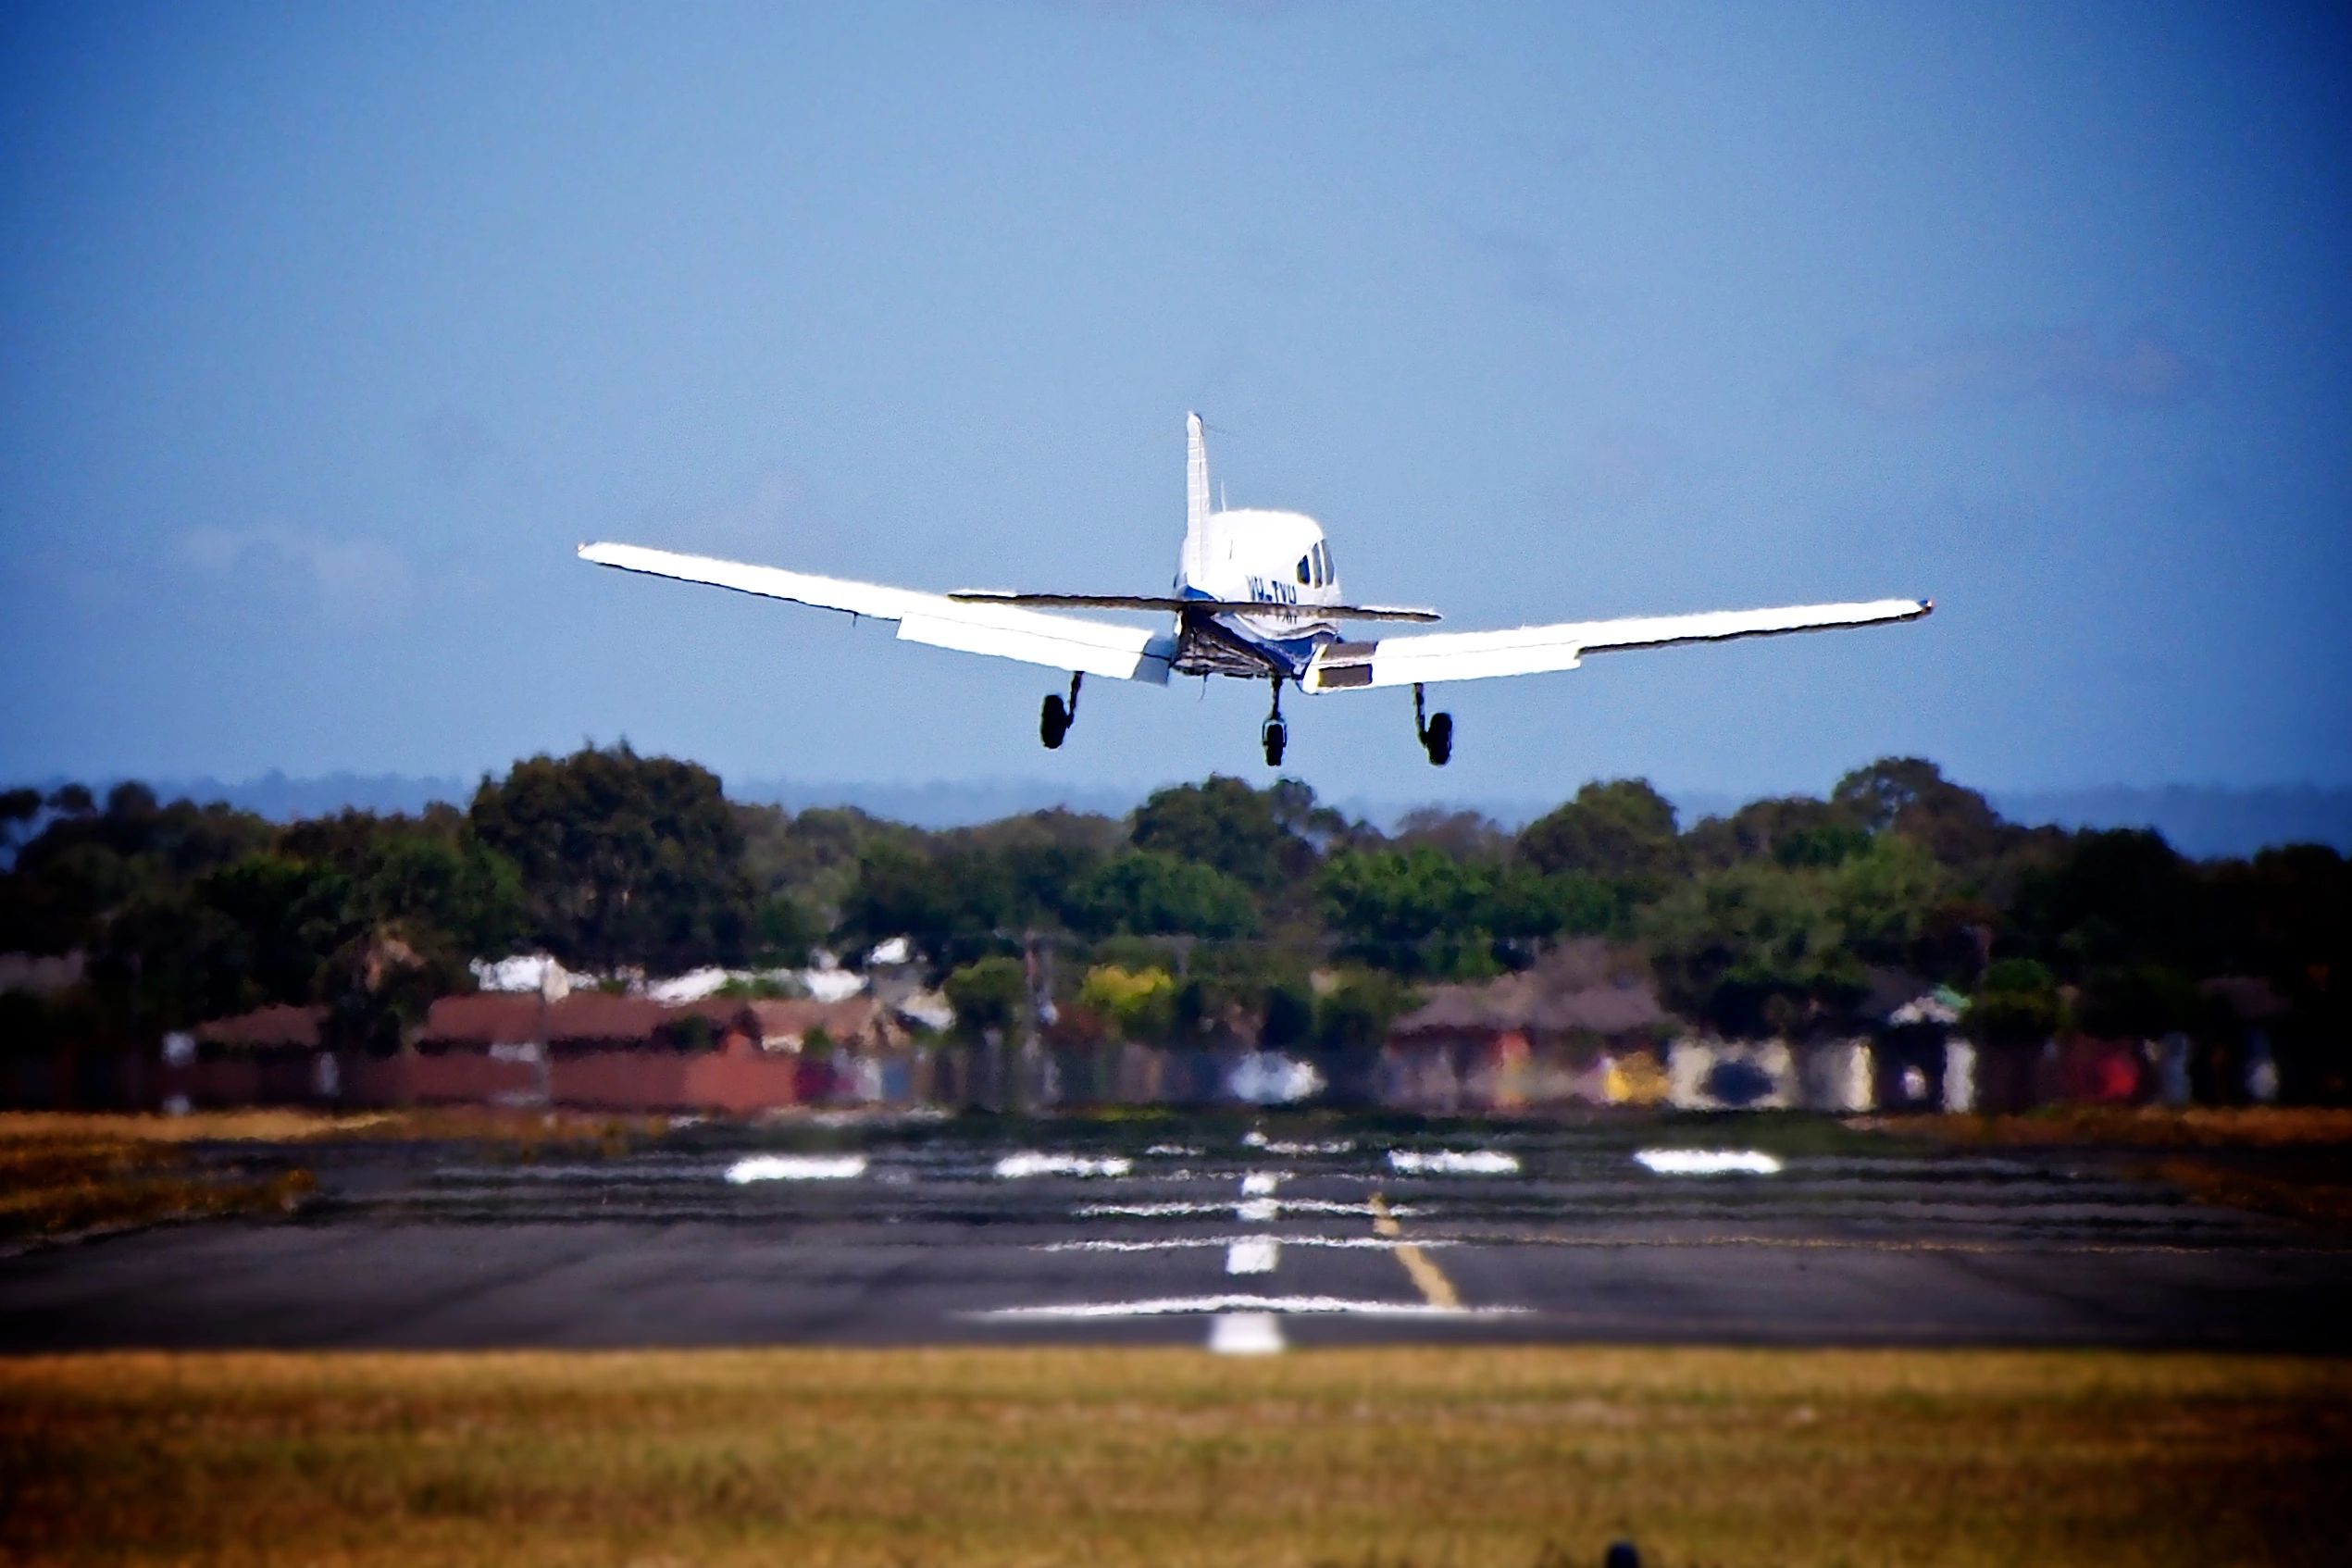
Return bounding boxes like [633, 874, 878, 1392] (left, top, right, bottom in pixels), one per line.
[580, 414, 1931, 767]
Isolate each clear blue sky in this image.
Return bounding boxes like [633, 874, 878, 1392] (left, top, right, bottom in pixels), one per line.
[5, 1, 2347, 805]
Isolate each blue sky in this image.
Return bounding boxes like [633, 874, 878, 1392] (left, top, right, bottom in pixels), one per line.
[4, 1, 2347, 806]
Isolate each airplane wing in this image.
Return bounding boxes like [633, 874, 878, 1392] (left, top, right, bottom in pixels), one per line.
[579, 541, 1177, 684]
[1302, 597, 1932, 691]
[948, 591, 1440, 623]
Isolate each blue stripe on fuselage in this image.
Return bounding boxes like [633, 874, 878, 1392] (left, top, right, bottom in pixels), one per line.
[1179, 586, 1338, 678]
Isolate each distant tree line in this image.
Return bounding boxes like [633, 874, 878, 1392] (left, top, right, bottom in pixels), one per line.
[2, 747, 2345, 1097]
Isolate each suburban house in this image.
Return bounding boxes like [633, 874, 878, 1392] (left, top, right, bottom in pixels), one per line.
[1382, 940, 1671, 1112]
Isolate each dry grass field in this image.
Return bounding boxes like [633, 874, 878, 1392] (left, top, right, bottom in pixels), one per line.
[1885, 1107, 2352, 1230]
[3, 1348, 2346, 1568]
[1890, 1106, 2352, 1149]
[0, 1110, 647, 1242]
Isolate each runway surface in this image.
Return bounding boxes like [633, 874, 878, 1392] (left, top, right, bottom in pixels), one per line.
[5, 1116, 2348, 1353]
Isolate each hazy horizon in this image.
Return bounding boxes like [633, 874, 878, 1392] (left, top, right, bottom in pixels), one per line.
[15, 759, 2348, 860]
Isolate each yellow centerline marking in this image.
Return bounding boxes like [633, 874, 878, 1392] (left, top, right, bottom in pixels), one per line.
[1370, 1191, 1461, 1310]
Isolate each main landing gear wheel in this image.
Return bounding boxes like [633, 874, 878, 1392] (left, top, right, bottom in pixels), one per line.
[1413, 682, 1452, 766]
[1039, 673, 1082, 750]
[1262, 676, 1288, 767]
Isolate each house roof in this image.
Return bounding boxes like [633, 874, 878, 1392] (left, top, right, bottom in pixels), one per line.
[2200, 974, 2290, 1023]
[193, 990, 899, 1052]
[1393, 940, 1667, 1039]
[195, 1003, 325, 1050]
[735, 995, 888, 1039]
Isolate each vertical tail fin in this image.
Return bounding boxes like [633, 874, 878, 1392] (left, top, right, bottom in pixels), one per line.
[1181, 411, 1212, 589]
[1186, 412, 1211, 533]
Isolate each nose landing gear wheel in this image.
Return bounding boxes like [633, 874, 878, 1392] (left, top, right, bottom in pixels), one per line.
[1262, 716, 1288, 767]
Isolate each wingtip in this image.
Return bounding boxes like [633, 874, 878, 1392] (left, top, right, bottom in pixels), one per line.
[1920, 597, 1935, 615]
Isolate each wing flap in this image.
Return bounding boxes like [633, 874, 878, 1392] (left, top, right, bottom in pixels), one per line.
[898, 615, 1175, 683]
[1306, 598, 1931, 691]
[580, 541, 1174, 683]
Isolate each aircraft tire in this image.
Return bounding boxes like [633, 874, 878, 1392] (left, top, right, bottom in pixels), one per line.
[1262, 717, 1288, 767]
[1425, 711, 1452, 766]
[1040, 695, 1069, 749]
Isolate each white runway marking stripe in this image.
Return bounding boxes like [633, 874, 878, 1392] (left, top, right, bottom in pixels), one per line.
[1387, 1150, 1520, 1175]
[1243, 1133, 1355, 1154]
[994, 1152, 1134, 1178]
[977, 1294, 1527, 1320]
[1240, 1172, 1283, 1196]
[1208, 1312, 1285, 1354]
[1077, 1199, 1417, 1218]
[1226, 1237, 1279, 1274]
[1035, 1236, 1450, 1253]
[724, 1155, 867, 1183]
[1634, 1149, 1785, 1176]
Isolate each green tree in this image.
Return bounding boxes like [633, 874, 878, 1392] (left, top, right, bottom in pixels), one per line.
[837, 841, 1019, 972]
[2011, 828, 2197, 978]
[467, 744, 754, 973]
[1970, 958, 2060, 1049]
[1833, 757, 2013, 870]
[1069, 852, 1260, 941]
[1640, 861, 1861, 1036]
[1313, 969, 1421, 1104]
[1517, 779, 1682, 887]
[1681, 794, 1863, 871]
[943, 954, 1028, 1037]
[1131, 776, 1316, 896]
[1077, 964, 1177, 1042]
[1317, 848, 1495, 977]
[1825, 835, 1950, 967]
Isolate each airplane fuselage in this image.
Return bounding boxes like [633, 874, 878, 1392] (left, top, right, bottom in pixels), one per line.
[1172, 505, 1347, 681]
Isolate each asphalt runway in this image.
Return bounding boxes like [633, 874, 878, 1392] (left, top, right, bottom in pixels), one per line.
[5, 1118, 2348, 1354]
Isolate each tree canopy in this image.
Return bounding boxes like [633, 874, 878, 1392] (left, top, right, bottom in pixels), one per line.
[5, 753, 2345, 1097]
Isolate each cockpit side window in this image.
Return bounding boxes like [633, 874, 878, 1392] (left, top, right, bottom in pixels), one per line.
[1318, 542, 1334, 585]
[1297, 554, 1312, 586]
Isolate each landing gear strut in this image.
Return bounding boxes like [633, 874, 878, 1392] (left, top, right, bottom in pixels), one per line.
[1261, 677, 1288, 767]
[1414, 682, 1452, 766]
[1040, 672, 1082, 750]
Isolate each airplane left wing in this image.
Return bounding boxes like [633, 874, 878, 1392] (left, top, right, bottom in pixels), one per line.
[1303, 597, 1932, 691]
[579, 542, 1176, 684]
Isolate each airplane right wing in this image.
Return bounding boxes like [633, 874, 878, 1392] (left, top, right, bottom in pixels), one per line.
[579, 542, 1177, 684]
[1303, 597, 1932, 691]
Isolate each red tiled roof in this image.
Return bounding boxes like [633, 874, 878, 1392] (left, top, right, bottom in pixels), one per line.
[1392, 940, 1667, 1039]
[195, 1003, 325, 1050]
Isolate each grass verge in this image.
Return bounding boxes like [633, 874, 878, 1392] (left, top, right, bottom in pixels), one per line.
[1879, 1106, 2352, 1232]
[1885, 1106, 2352, 1150]
[0, 1129, 313, 1243]
[0, 1110, 649, 1242]
[2, 1348, 2346, 1567]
